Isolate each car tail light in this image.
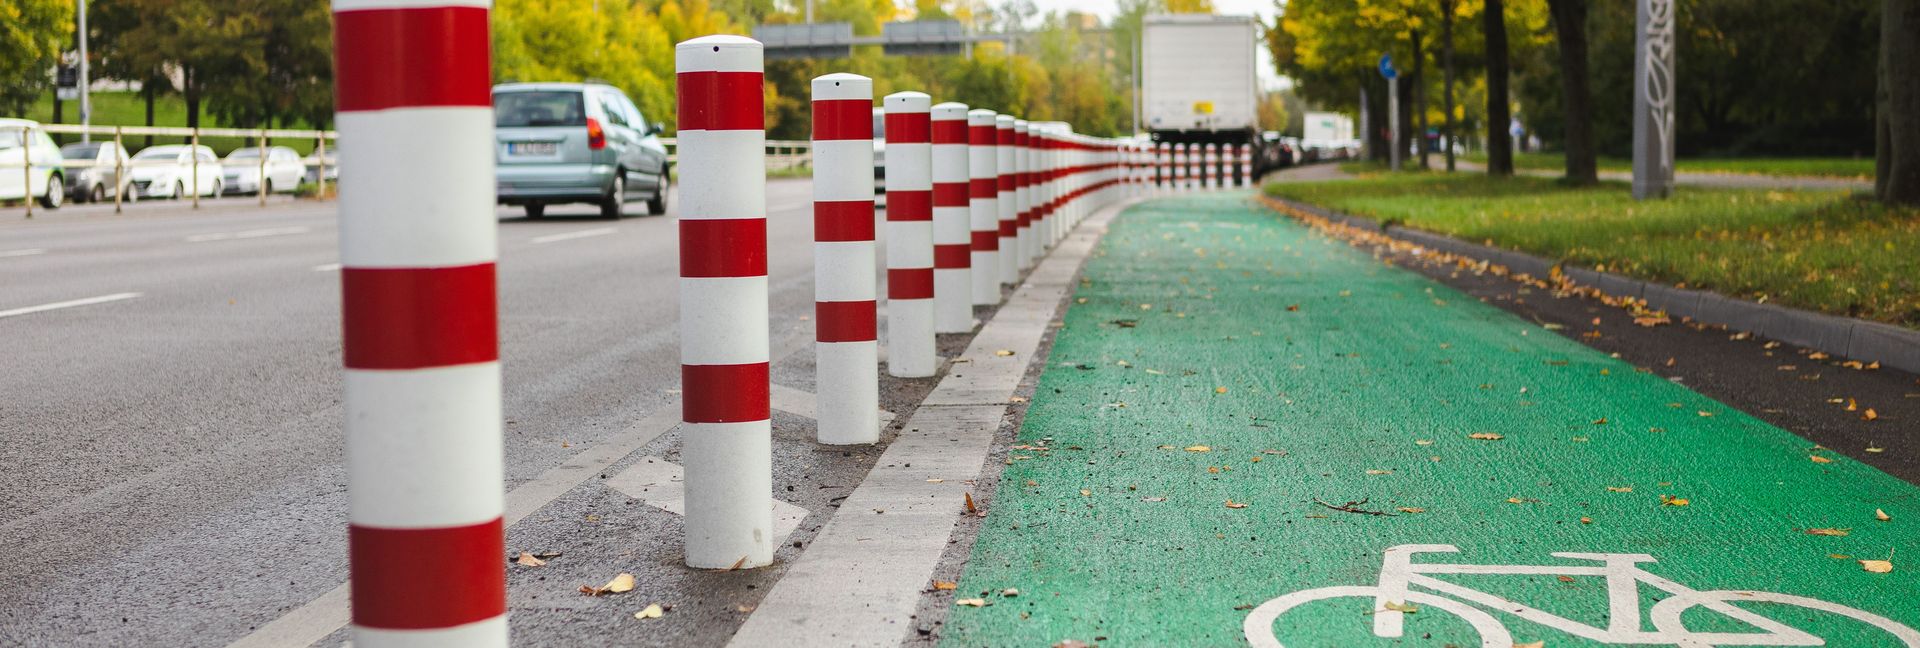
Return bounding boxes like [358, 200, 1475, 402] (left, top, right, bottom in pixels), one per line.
[586, 117, 606, 150]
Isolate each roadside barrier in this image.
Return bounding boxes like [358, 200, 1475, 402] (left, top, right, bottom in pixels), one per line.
[883, 92, 936, 378]
[1237, 143, 1250, 187]
[1175, 143, 1189, 191]
[994, 116, 1019, 283]
[810, 73, 879, 444]
[1158, 142, 1171, 192]
[930, 102, 973, 334]
[967, 109, 1000, 306]
[332, 1, 505, 645]
[676, 34, 774, 570]
[1014, 120, 1035, 271]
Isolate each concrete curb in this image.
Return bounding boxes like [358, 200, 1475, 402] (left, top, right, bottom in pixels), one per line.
[1269, 197, 1920, 376]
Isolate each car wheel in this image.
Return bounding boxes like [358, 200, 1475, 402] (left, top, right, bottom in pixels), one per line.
[646, 175, 669, 215]
[601, 173, 625, 219]
[90, 184, 107, 203]
[525, 203, 545, 219]
[38, 175, 64, 209]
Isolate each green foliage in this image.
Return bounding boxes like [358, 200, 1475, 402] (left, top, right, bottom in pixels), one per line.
[1266, 172, 1920, 327]
[1514, 0, 1879, 158]
[0, 0, 74, 115]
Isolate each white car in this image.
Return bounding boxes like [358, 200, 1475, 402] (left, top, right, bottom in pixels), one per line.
[61, 140, 136, 203]
[0, 118, 67, 209]
[129, 144, 224, 200]
[222, 146, 305, 195]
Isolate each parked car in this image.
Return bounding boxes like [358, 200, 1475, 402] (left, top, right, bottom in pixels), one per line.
[222, 146, 306, 195]
[494, 82, 669, 218]
[60, 141, 135, 203]
[303, 143, 338, 185]
[129, 144, 224, 200]
[0, 118, 67, 209]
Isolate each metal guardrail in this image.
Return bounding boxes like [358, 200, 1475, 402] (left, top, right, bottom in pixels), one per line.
[8, 125, 812, 218]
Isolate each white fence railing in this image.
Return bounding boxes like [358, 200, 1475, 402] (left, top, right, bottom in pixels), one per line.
[7, 124, 813, 217]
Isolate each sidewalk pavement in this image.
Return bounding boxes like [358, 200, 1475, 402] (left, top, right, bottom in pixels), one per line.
[937, 192, 1919, 647]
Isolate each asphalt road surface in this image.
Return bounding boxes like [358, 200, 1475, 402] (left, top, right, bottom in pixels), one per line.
[0, 181, 958, 646]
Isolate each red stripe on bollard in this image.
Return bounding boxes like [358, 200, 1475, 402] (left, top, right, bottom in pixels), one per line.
[811, 99, 872, 140]
[886, 189, 932, 221]
[676, 72, 765, 131]
[887, 268, 935, 299]
[814, 200, 876, 241]
[934, 244, 970, 268]
[969, 178, 996, 198]
[815, 300, 878, 342]
[681, 363, 772, 422]
[932, 120, 967, 143]
[932, 182, 969, 207]
[333, 7, 492, 111]
[341, 265, 498, 370]
[970, 230, 999, 251]
[679, 219, 769, 277]
[348, 519, 507, 630]
[886, 115, 931, 143]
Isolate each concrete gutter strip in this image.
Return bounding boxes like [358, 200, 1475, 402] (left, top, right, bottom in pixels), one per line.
[727, 200, 1131, 648]
[1269, 197, 1920, 376]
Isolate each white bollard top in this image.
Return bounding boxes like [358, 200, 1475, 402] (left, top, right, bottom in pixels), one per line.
[811, 73, 872, 100]
[676, 35, 763, 73]
[931, 102, 969, 120]
[884, 91, 931, 113]
[967, 109, 998, 126]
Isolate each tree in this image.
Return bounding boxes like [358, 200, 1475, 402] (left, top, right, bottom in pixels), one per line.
[1545, 0, 1594, 184]
[1438, 0, 1457, 171]
[1879, 0, 1920, 205]
[0, 0, 74, 116]
[1482, 0, 1511, 175]
[1258, 90, 1291, 133]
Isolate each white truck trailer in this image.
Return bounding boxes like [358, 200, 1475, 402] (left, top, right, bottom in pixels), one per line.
[1142, 14, 1259, 144]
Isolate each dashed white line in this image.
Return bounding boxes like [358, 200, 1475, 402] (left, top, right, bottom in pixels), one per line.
[185, 226, 310, 243]
[311, 263, 342, 272]
[0, 248, 46, 258]
[531, 227, 617, 244]
[0, 293, 143, 320]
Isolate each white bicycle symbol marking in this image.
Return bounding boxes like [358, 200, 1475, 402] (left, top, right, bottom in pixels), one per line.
[1244, 544, 1920, 647]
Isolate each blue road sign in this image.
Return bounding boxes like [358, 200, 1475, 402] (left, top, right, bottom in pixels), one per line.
[1378, 53, 1397, 79]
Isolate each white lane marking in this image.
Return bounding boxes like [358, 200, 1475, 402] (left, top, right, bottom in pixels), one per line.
[728, 197, 1134, 648]
[226, 326, 819, 648]
[185, 226, 310, 243]
[605, 456, 809, 547]
[0, 293, 143, 320]
[311, 263, 341, 272]
[770, 383, 897, 425]
[531, 227, 618, 244]
[0, 248, 46, 258]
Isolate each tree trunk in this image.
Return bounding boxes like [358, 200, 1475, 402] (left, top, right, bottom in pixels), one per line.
[143, 81, 156, 148]
[1484, 0, 1513, 176]
[1397, 75, 1415, 167]
[1441, 0, 1456, 172]
[1548, 0, 1596, 185]
[1880, 0, 1920, 205]
[1412, 28, 1429, 169]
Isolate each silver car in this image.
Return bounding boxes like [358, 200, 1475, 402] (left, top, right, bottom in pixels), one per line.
[494, 82, 670, 219]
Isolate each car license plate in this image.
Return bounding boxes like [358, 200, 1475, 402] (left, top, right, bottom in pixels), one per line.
[509, 141, 557, 156]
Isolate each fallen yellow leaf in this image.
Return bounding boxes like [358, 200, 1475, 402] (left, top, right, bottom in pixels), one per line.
[933, 580, 958, 590]
[1580, 516, 1593, 524]
[1383, 601, 1419, 613]
[1079, 489, 1091, 497]
[1415, 439, 1434, 446]
[1469, 432, 1505, 441]
[1861, 559, 1894, 574]
[994, 349, 1015, 357]
[956, 598, 991, 607]
[634, 603, 664, 620]
[1606, 486, 1633, 493]
[1225, 499, 1249, 509]
[1516, 642, 1546, 648]
[1877, 509, 1892, 522]
[516, 552, 547, 567]
[1185, 445, 1211, 452]
[1001, 588, 1020, 597]
[1397, 507, 1426, 514]
[1660, 495, 1690, 507]
[1366, 469, 1392, 475]
[1864, 409, 1879, 421]
[1807, 528, 1850, 537]
[1214, 386, 1229, 394]
[1810, 455, 1834, 464]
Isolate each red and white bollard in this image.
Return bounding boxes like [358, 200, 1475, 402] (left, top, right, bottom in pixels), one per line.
[335, 1, 505, 643]
[1205, 143, 1220, 189]
[1174, 143, 1189, 191]
[676, 35, 773, 570]
[810, 73, 878, 444]
[1238, 143, 1253, 187]
[967, 109, 999, 306]
[1158, 141, 1171, 193]
[993, 115, 1019, 283]
[930, 101, 972, 334]
[884, 92, 935, 378]
[1013, 119, 1034, 270]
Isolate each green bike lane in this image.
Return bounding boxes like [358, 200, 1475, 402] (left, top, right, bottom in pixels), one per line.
[940, 193, 1920, 647]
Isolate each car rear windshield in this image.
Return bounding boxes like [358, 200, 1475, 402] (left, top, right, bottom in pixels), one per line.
[496, 91, 587, 127]
[872, 112, 885, 140]
[62, 143, 102, 159]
